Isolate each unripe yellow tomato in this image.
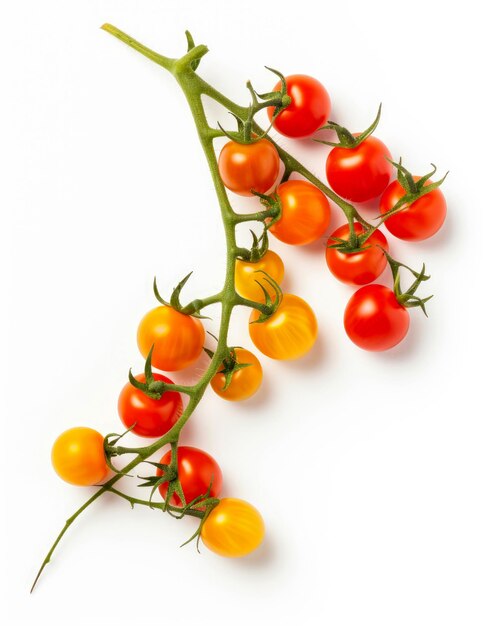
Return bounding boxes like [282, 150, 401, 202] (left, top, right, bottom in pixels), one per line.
[235, 250, 284, 302]
[201, 498, 265, 557]
[249, 293, 317, 360]
[51, 427, 108, 486]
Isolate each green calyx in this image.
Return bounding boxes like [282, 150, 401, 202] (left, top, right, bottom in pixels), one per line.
[249, 270, 283, 323]
[379, 159, 449, 221]
[218, 67, 291, 144]
[253, 190, 282, 228]
[317, 103, 382, 149]
[215, 347, 252, 391]
[382, 249, 433, 315]
[128, 345, 169, 399]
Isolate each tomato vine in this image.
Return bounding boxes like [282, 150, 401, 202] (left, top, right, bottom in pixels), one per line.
[32, 24, 444, 590]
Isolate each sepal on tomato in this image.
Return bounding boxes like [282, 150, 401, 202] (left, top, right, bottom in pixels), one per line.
[382, 249, 433, 316]
[249, 270, 283, 323]
[128, 346, 176, 399]
[317, 103, 382, 148]
[153, 274, 210, 319]
[379, 159, 449, 220]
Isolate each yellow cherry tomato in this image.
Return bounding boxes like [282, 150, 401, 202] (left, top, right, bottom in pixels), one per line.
[137, 305, 205, 371]
[201, 498, 265, 558]
[211, 348, 263, 401]
[51, 427, 108, 486]
[249, 293, 318, 360]
[235, 250, 285, 302]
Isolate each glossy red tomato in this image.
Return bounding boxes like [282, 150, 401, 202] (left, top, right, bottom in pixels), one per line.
[344, 284, 409, 351]
[118, 373, 182, 438]
[326, 222, 388, 285]
[326, 136, 392, 202]
[379, 178, 447, 241]
[270, 180, 331, 245]
[157, 446, 223, 507]
[218, 139, 280, 196]
[267, 74, 331, 138]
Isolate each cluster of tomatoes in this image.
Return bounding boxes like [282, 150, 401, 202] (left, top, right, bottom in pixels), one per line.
[50, 70, 446, 563]
[219, 74, 447, 351]
[51, 297, 267, 557]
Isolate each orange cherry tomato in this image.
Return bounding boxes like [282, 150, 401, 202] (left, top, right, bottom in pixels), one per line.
[218, 138, 280, 196]
[249, 293, 318, 360]
[235, 250, 285, 302]
[270, 180, 331, 245]
[51, 427, 108, 486]
[137, 306, 205, 371]
[201, 498, 265, 558]
[211, 348, 263, 401]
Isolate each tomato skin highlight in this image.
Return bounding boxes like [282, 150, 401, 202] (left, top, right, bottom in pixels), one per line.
[380, 178, 447, 241]
[249, 293, 318, 360]
[211, 348, 263, 401]
[157, 446, 223, 507]
[267, 74, 331, 138]
[137, 306, 205, 372]
[270, 180, 331, 245]
[326, 222, 388, 285]
[326, 136, 392, 203]
[235, 250, 284, 302]
[218, 139, 280, 196]
[118, 373, 182, 438]
[51, 427, 109, 486]
[344, 284, 410, 351]
[201, 498, 265, 558]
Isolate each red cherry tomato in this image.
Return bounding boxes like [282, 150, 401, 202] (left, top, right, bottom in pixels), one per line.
[270, 180, 331, 245]
[218, 139, 280, 196]
[326, 136, 392, 202]
[379, 178, 447, 241]
[344, 284, 409, 351]
[118, 373, 182, 438]
[326, 222, 388, 285]
[267, 74, 331, 138]
[157, 446, 223, 507]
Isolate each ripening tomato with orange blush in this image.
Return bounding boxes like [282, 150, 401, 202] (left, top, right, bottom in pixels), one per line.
[270, 180, 331, 245]
[218, 139, 280, 196]
[137, 306, 205, 371]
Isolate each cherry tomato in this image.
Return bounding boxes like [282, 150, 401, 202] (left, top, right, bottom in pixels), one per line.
[326, 222, 388, 285]
[211, 348, 263, 401]
[270, 180, 331, 245]
[137, 306, 205, 372]
[235, 250, 284, 302]
[201, 498, 265, 558]
[379, 178, 447, 241]
[218, 138, 280, 196]
[249, 293, 317, 360]
[267, 74, 331, 138]
[51, 427, 108, 486]
[118, 373, 182, 438]
[326, 136, 392, 203]
[344, 284, 409, 351]
[157, 446, 223, 507]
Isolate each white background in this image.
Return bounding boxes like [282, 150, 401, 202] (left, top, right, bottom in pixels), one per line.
[1, 1, 491, 624]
